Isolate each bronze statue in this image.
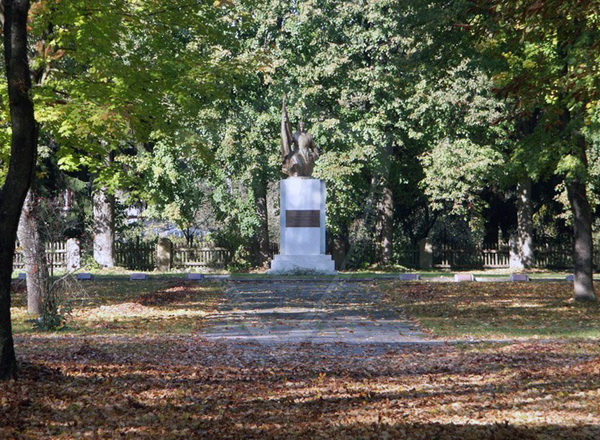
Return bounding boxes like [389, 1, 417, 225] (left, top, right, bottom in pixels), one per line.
[280, 98, 319, 177]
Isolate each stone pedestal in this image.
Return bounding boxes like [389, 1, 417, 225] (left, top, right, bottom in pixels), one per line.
[269, 178, 336, 274]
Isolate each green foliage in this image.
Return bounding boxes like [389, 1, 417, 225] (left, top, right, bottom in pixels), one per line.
[414, 63, 510, 215]
[205, 0, 458, 253]
[471, 0, 600, 180]
[28, 0, 255, 203]
[4, 0, 598, 268]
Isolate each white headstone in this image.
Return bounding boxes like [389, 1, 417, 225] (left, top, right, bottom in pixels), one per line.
[454, 273, 475, 282]
[66, 238, 82, 271]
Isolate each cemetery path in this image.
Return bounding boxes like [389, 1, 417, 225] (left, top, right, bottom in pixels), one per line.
[201, 280, 429, 346]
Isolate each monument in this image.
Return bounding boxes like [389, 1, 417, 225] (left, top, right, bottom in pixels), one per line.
[269, 98, 336, 274]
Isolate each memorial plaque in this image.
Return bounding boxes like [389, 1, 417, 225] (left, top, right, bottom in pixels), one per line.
[286, 210, 321, 228]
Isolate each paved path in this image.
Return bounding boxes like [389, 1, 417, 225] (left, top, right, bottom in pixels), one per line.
[201, 280, 427, 344]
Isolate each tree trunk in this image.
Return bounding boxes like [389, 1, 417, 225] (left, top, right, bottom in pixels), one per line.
[375, 182, 394, 265]
[566, 178, 596, 301]
[0, 0, 37, 380]
[17, 190, 50, 316]
[253, 176, 270, 266]
[331, 232, 349, 270]
[508, 233, 522, 270]
[93, 188, 115, 268]
[516, 177, 535, 268]
[483, 216, 499, 246]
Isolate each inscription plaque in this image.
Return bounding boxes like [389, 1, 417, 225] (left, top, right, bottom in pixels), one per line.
[286, 210, 321, 228]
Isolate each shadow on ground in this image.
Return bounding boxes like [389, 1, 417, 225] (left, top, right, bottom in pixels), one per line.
[2, 335, 599, 439]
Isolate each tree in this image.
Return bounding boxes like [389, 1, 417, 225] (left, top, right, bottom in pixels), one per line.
[471, 0, 599, 301]
[207, 98, 281, 267]
[17, 189, 50, 315]
[25, 0, 252, 268]
[218, 0, 444, 268]
[0, 0, 37, 380]
[93, 183, 116, 267]
[514, 176, 534, 268]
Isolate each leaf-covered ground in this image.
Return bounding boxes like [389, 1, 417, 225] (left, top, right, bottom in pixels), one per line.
[11, 279, 222, 335]
[1, 280, 599, 439]
[383, 281, 600, 339]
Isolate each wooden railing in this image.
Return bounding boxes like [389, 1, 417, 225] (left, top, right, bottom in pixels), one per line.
[12, 239, 594, 271]
[433, 243, 579, 269]
[396, 248, 420, 268]
[173, 246, 230, 268]
[13, 241, 67, 270]
[535, 243, 573, 269]
[116, 238, 155, 271]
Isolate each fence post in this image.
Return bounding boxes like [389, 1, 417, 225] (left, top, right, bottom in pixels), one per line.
[418, 238, 433, 269]
[156, 238, 173, 271]
[66, 238, 81, 271]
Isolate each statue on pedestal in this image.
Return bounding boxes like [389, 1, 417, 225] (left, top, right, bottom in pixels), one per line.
[280, 98, 320, 177]
[270, 98, 335, 274]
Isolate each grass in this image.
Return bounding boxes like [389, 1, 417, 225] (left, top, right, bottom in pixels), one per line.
[383, 281, 600, 340]
[11, 278, 223, 336]
[11, 267, 581, 284]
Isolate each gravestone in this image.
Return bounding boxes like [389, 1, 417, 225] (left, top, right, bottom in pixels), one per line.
[187, 273, 205, 280]
[66, 238, 82, 271]
[418, 238, 433, 269]
[156, 237, 173, 271]
[400, 273, 421, 281]
[455, 273, 475, 282]
[510, 273, 530, 282]
[130, 273, 149, 281]
[76, 273, 94, 281]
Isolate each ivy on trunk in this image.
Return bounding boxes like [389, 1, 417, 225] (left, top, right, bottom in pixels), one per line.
[0, 0, 38, 380]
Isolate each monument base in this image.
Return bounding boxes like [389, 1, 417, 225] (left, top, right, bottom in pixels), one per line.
[269, 254, 336, 275]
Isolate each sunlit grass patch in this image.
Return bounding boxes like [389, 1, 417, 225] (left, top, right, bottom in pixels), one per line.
[11, 279, 223, 335]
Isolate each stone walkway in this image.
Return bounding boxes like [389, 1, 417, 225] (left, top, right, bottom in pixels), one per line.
[201, 280, 427, 344]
